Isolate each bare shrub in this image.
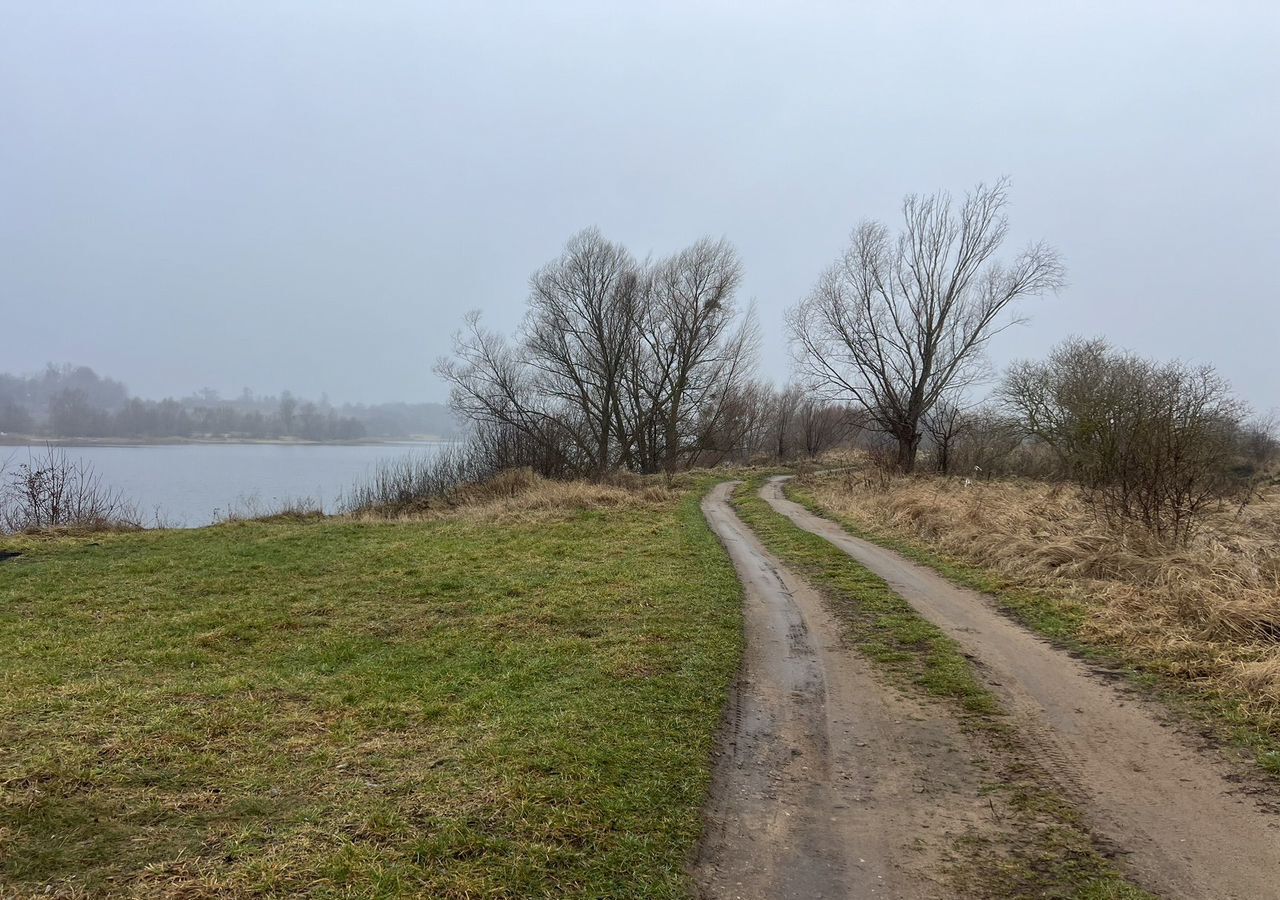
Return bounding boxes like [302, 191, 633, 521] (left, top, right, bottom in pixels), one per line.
[340, 413, 580, 518]
[214, 494, 324, 524]
[1002, 337, 1249, 543]
[341, 445, 489, 516]
[342, 449, 669, 524]
[1238, 415, 1279, 478]
[921, 396, 968, 474]
[925, 406, 1050, 479]
[1, 445, 140, 532]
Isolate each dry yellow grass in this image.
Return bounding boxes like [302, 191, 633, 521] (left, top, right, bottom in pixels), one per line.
[348, 467, 676, 526]
[798, 465, 1280, 729]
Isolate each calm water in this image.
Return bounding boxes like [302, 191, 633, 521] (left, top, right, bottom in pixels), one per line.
[2, 442, 448, 527]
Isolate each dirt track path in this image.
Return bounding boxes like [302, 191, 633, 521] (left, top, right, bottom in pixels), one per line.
[762, 475, 1280, 900]
[695, 482, 997, 899]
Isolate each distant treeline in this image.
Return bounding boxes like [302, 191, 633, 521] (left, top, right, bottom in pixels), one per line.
[0, 364, 459, 441]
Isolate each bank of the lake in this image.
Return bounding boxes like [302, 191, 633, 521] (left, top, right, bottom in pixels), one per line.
[0, 441, 453, 526]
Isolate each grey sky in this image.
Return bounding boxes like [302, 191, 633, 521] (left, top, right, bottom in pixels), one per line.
[3, 1, 1277, 411]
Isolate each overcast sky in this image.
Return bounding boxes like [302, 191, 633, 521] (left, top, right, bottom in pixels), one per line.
[3, 2, 1277, 411]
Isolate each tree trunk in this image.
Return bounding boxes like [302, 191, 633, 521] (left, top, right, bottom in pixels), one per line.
[895, 431, 921, 473]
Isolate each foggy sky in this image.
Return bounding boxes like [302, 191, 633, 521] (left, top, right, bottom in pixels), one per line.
[3, 2, 1278, 412]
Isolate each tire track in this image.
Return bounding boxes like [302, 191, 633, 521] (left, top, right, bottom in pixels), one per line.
[762, 475, 1280, 899]
[695, 482, 1000, 899]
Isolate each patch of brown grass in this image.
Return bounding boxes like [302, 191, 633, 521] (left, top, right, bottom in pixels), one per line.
[800, 469, 1280, 729]
[349, 468, 675, 526]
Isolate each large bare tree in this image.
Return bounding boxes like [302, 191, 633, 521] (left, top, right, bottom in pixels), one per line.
[627, 238, 756, 473]
[523, 228, 640, 475]
[787, 179, 1065, 472]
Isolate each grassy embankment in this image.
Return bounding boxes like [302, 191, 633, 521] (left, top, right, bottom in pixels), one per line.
[787, 468, 1280, 776]
[0, 480, 741, 898]
[730, 476, 1150, 899]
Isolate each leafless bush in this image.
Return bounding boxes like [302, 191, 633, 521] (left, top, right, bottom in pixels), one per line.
[921, 396, 969, 474]
[341, 413, 589, 517]
[0, 445, 140, 532]
[1001, 337, 1249, 543]
[341, 445, 488, 515]
[1238, 415, 1279, 477]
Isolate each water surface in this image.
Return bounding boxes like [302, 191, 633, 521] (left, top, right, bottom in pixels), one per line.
[1, 442, 447, 527]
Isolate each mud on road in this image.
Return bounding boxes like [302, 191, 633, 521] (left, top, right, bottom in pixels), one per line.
[695, 482, 1006, 899]
[760, 475, 1280, 900]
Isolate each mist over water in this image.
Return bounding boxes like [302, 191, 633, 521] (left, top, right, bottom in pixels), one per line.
[3, 442, 448, 527]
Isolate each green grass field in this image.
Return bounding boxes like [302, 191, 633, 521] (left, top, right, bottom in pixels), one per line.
[0, 491, 742, 897]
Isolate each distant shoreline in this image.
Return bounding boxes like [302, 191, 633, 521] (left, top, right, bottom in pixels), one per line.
[0, 434, 455, 448]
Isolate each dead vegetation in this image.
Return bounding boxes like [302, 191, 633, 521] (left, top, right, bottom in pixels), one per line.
[345, 464, 674, 525]
[798, 463, 1280, 730]
[0, 444, 141, 534]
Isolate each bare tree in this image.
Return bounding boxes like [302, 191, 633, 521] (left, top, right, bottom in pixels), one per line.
[278, 391, 297, 436]
[437, 229, 757, 477]
[796, 400, 854, 458]
[787, 179, 1065, 472]
[949, 407, 1025, 477]
[922, 394, 969, 474]
[436, 312, 576, 475]
[624, 238, 756, 473]
[523, 228, 640, 476]
[1238, 413, 1279, 476]
[768, 384, 803, 459]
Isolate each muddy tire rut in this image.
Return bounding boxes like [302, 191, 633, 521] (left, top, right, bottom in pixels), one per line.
[696, 482, 1003, 899]
[757, 475, 1280, 899]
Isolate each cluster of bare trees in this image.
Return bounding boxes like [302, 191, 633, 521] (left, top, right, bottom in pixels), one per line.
[438, 229, 762, 476]
[777, 177, 1277, 542]
[433, 182, 1270, 545]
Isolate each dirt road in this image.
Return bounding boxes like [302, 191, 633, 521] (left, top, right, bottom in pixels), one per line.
[761, 475, 1280, 899]
[695, 482, 999, 899]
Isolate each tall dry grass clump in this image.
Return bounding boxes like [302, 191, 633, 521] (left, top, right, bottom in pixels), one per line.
[342, 447, 673, 525]
[800, 469, 1280, 728]
[453, 472, 674, 524]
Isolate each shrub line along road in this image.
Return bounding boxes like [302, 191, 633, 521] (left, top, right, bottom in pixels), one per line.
[697, 476, 1280, 900]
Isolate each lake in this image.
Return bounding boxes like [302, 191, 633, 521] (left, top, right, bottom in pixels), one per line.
[0, 442, 449, 527]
